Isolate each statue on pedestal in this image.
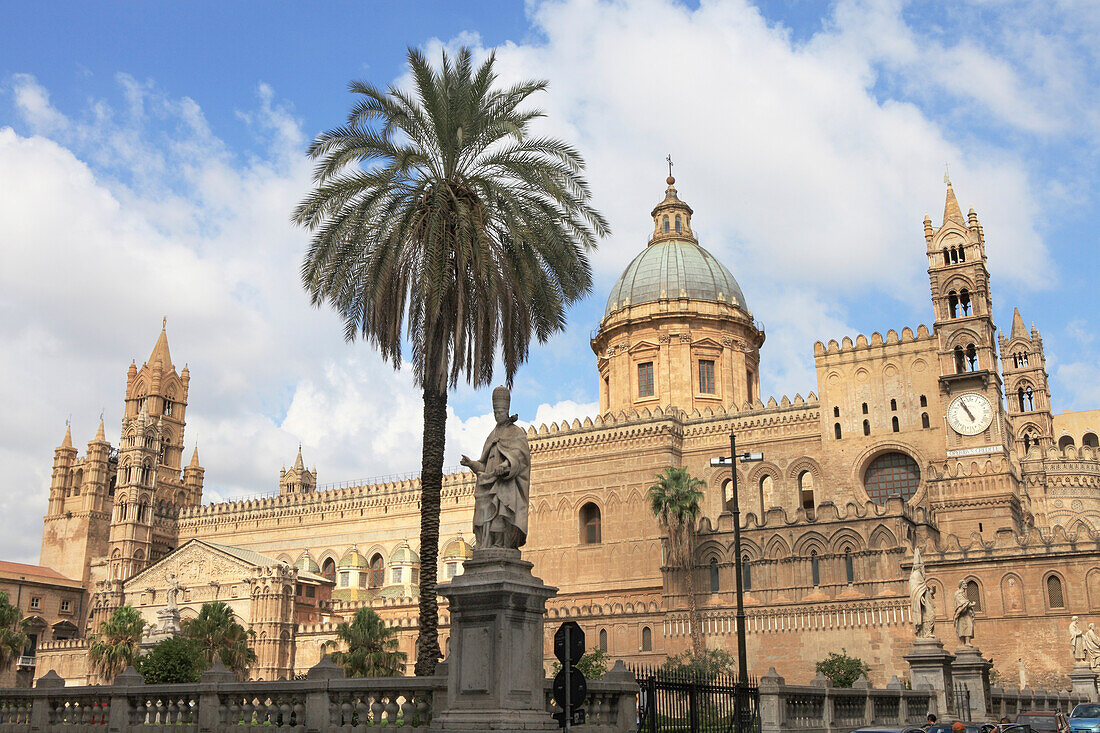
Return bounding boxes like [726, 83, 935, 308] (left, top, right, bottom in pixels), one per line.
[1071, 616, 1087, 664]
[1085, 623, 1100, 671]
[460, 386, 530, 550]
[909, 548, 936, 638]
[165, 573, 183, 611]
[953, 580, 976, 646]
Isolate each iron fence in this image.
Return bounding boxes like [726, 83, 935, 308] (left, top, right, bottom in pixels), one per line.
[631, 665, 760, 733]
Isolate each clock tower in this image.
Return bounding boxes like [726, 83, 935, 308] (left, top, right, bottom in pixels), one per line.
[923, 179, 1030, 535]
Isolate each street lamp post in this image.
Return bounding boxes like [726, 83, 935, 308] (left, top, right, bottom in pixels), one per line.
[710, 432, 763, 685]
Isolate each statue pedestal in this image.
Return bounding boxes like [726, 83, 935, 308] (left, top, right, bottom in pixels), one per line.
[1070, 665, 1099, 702]
[952, 645, 993, 719]
[432, 548, 558, 732]
[904, 637, 955, 717]
[139, 607, 182, 651]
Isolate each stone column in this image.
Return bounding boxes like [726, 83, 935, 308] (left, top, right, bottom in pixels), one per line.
[1070, 665, 1099, 703]
[431, 548, 558, 732]
[757, 667, 784, 733]
[905, 637, 955, 718]
[952, 645, 993, 719]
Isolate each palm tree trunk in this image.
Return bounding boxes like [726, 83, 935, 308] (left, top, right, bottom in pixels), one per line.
[415, 386, 446, 676]
[685, 560, 705, 658]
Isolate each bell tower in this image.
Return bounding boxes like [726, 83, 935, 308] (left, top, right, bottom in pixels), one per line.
[924, 178, 1029, 534]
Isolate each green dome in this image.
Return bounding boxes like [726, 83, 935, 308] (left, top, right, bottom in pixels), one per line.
[295, 552, 320, 574]
[605, 239, 747, 318]
[338, 548, 367, 569]
[390, 544, 420, 564]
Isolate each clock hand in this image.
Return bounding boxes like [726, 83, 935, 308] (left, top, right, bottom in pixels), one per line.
[961, 403, 975, 421]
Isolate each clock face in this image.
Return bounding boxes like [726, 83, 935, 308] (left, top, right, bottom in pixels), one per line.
[947, 393, 994, 436]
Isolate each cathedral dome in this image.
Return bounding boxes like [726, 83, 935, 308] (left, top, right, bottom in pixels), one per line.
[604, 179, 746, 317]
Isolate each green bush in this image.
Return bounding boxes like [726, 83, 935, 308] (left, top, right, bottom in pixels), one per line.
[660, 648, 738, 678]
[551, 647, 609, 680]
[135, 636, 205, 684]
[815, 649, 871, 688]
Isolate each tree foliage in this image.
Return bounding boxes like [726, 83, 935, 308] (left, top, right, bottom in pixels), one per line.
[551, 647, 608, 680]
[661, 648, 738, 679]
[325, 608, 406, 678]
[181, 602, 256, 678]
[88, 606, 145, 682]
[815, 649, 871, 688]
[135, 636, 205, 684]
[294, 46, 607, 675]
[0, 591, 28, 675]
[649, 467, 706, 657]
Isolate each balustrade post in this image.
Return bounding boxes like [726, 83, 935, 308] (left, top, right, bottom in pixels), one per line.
[31, 670, 64, 731]
[812, 673, 834, 733]
[197, 657, 235, 732]
[304, 655, 343, 732]
[603, 661, 638, 733]
[758, 667, 784, 733]
[109, 666, 144, 732]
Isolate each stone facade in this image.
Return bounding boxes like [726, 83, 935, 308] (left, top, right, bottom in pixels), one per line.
[28, 178, 1100, 689]
[0, 561, 83, 687]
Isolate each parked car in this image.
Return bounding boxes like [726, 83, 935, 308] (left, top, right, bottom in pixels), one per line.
[1016, 711, 1070, 733]
[848, 727, 927, 733]
[1070, 704, 1100, 733]
[927, 722, 1001, 733]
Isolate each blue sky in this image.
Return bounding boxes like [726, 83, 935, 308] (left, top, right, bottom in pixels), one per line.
[2, 0, 1099, 562]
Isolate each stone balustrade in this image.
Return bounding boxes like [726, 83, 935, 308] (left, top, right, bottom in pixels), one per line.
[990, 685, 1086, 720]
[0, 656, 639, 733]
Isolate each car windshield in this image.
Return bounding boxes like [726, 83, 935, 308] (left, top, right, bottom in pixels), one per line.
[1073, 705, 1100, 718]
[1017, 715, 1059, 731]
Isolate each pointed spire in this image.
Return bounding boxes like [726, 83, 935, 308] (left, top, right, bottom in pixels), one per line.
[293, 445, 305, 471]
[148, 319, 173, 368]
[189, 447, 201, 468]
[943, 182, 965, 225]
[94, 418, 106, 442]
[1011, 308, 1028, 341]
[61, 425, 73, 449]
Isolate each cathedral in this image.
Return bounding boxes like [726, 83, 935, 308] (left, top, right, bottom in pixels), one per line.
[24, 176, 1100, 687]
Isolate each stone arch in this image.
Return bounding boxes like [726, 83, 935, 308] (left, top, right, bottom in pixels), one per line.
[1001, 572, 1025, 615]
[851, 442, 928, 506]
[1087, 568, 1100, 610]
[868, 526, 897, 549]
[764, 535, 790, 559]
[696, 539, 727, 563]
[793, 531, 828, 556]
[829, 528, 865, 553]
[945, 328, 982, 351]
[1044, 571, 1068, 609]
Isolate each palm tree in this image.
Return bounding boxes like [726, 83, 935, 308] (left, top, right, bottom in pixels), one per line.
[181, 601, 257, 677]
[648, 466, 706, 657]
[324, 608, 406, 677]
[0, 591, 28, 675]
[294, 47, 607, 675]
[88, 605, 145, 683]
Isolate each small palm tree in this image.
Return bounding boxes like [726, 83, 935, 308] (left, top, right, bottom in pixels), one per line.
[649, 467, 706, 657]
[324, 608, 406, 677]
[295, 46, 607, 675]
[181, 602, 257, 677]
[0, 591, 28, 675]
[88, 605, 145, 683]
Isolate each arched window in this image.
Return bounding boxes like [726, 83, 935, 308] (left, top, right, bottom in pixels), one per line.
[108, 476, 116, 496]
[948, 291, 959, 318]
[599, 628, 608, 652]
[1025, 386, 1034, 411]
[641, 626, 653, 652]
[709, 558, 720, 594]
[1060, 435, 1076, 451]
[954, 346, 966, 374]
[920, 395, 928, 407]
[662, 216, 669, 233]
[844, 549, 854, 584]
[1023, 433, 1033, 454]
[321, 558, 336, 582]
[890, 398, 897, 411]
[959, 288, 971, 316]
[1047, 575, 1065, 609]
[138, 501, 149, 523]
[158, 444, 167, 465]
[760, 475, 774, 511]
[891, 416, 900, 433]
[862, 403, 868, 414]
[1084, 433, 1099, 448]
[799, 471, 815, 519]
[966, 343, 978, 371]
[674, 215, 682, 233]
[369, 554, 384, 588]
[942, 248, 950, 266]
[864, 452, 921, 504]
[1018, 387, 1027, 412]
[951, 247, 959, 264]
[579, 503, 602, 544]
[834, 423, 842, 439]
[863, 420, 870, 436]
[958, 246, 966, 262]
[722, 479, 733, 513]
[141, 461, 152, 487]
[921, 413, 930, 429]
[742, 556, 752, 591]
[965, 580, 983, 612]
[833, 406, 840, 417]
[810, 550, 820, 587]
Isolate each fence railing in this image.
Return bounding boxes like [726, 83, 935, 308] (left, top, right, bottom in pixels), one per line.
[630, 665, 759, 733]
[758, 669, 930, 733]
[990, 685, 1085, 719]
[0, 656, 639, 733]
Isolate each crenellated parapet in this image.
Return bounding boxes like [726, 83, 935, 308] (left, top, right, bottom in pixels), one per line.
[814, 325, 933, 357]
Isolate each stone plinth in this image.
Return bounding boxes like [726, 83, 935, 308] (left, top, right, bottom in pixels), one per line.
[952, 645, 992, 719]
[1070, 665, 1099, 703]
[432, 548, 558, 732]
[904, 637, 955, 717]
[140, 607, 182, 651]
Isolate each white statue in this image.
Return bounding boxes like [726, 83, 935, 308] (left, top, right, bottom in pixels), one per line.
[1071, 616, 1087, 664]
[1085, 623, 1100, 671]
[909, 548, 936, 638]
[953, 580, 976, 646]
[165, 573, 183, 611]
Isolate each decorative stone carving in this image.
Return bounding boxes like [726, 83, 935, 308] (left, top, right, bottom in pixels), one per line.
[953, 580, 976, 646]
[658, 334, 671, 344]
[1071, 616, 1087, 663]
[910, 548, 936, 638]
[460, 386, 531, 549]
